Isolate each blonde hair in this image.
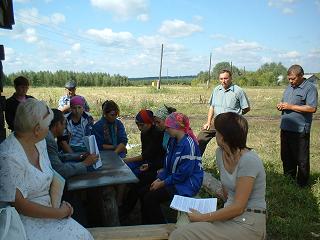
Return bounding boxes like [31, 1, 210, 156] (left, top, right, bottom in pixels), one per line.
[14, 98, 53, 132]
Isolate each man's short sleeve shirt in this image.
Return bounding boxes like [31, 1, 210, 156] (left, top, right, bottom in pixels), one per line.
[209, 84, 250, 117]
[280, 80, 318, 133]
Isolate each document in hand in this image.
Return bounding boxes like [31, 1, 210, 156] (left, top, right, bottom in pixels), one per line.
[84, 135, 102, 169]
[50, 170, 65, 208]
[170, 195, 217, 214]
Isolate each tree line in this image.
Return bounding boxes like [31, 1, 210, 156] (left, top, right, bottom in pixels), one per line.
[3, 62, 318, 87]
[193, 62, 290, 86]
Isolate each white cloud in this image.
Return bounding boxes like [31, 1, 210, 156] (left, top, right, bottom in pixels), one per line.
[90, 0, 148, 20]
[210, 33, 231, 41]
[86, 28, 134, 45]
[51, 13, 66, 25]
[12, 27, 38, 43]
[282, 7, 294, 14]
[214, 40, 263, 53]
[278, 50, 300, 58]
[158, 19, 202, 38]
[137, 14, 149, 22]
[268, 0, 297, 14]
[16, 8, 66, 26]
[71, 43, 81, 51]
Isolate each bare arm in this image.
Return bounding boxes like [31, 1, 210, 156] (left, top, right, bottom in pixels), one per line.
[114, 143, 127, 155]
[13, 189, 72, 219]
[188, 176, 255, 222]
[277, 103, 317, 113]
[202, 106, 214, 130]
[124, 155, 143, 163]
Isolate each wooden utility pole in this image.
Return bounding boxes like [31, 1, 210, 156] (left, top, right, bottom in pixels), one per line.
[206, 52, 212, 89]
[157, 44, 164, 90]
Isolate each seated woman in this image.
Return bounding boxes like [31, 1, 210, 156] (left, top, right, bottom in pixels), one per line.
[92, 100, 127, 158]
[0, 98, 93, 240]
[59, 96, 94, 153]
[120, 110, 166, 217]
[153, 104, 176, 150]
[169, 112, 266, 240]
[141, 112, 203, 224]
[124, 109, 165, 178]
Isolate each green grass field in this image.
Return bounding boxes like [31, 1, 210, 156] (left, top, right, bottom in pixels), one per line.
[3, 85, 320, 239]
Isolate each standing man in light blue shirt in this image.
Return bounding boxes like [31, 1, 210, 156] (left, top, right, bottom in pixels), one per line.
[198, 69, 250, 155]
[277, 64, 318, 187]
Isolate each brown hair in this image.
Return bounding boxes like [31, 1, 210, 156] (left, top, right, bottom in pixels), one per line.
[102, 100, 120, 116]
[214, 112, 248, 152]
[219, 69, 232, 77]
[14, 76, 29, 87]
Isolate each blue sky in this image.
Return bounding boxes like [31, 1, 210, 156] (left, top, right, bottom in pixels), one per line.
[1, 0, 319, 77]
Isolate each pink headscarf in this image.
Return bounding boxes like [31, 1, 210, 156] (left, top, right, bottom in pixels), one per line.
[165, 112, 198, 144]
[70, 96, 85, 107]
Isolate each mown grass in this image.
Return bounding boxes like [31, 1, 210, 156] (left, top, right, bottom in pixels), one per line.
[2, 85, 319, 239]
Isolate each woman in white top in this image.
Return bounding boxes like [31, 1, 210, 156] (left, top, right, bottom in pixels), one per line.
[170, 112, 266, 240]
[0, 98, 93, 240]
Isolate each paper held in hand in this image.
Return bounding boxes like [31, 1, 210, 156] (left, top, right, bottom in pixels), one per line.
[170, 195, 217, 214]
[50, 170, 65, 208]
[84, 135, 102, 169]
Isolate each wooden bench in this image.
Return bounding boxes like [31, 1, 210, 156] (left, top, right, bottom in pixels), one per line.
[88, 223, 176, 240]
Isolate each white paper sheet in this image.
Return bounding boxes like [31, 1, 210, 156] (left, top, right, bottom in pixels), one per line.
[170, 195, 217, 214]
[84, 135, 102, 169]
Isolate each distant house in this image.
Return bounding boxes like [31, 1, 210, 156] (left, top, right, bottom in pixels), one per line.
[304, 74, 318, 88]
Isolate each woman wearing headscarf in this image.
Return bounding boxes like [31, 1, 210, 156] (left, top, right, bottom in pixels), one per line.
[141, 112, 203, 224]
[124, 109, 165, 177]
[120, 109, 166, 219]
[153, 104, 176, 150]
[59, 95, 94, 153]
[0, 98, 93, 240]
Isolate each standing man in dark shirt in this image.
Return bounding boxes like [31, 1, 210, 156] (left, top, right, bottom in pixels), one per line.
[5, 76, 33, 131]
[277, 64, 318, 187]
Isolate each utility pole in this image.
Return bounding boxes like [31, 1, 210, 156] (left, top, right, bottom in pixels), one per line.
[206, 52, 212, 89]
[157, 44, 163, 90]
[230, 61, 233, 74]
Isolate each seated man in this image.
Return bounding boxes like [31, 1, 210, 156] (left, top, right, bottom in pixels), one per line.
[59, 96, 93, 153]
[46, 108, 98, 179]
[5, 76, 34, 131]
[58, 80, 90, 113]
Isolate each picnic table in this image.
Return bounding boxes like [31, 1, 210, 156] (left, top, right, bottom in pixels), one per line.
[66, 151, 139, 226]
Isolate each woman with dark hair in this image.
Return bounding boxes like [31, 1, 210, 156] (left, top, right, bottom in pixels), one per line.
[170, 112, 266, 240]
[92, 100, 128, 157]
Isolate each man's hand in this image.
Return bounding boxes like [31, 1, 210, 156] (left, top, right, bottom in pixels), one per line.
[82, 154, 99, 166]
[150, 178, 165, 191]
[277, 102, 292, 111]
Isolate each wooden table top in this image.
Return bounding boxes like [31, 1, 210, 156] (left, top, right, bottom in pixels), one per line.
[67, 151, 139, 191]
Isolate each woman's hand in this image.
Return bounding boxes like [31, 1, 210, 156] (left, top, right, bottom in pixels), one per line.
[59, 201, 73, 218]
[150, 179, 164, 191]
[188, 209, 207, 222]
[140, 163, 149, 172]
